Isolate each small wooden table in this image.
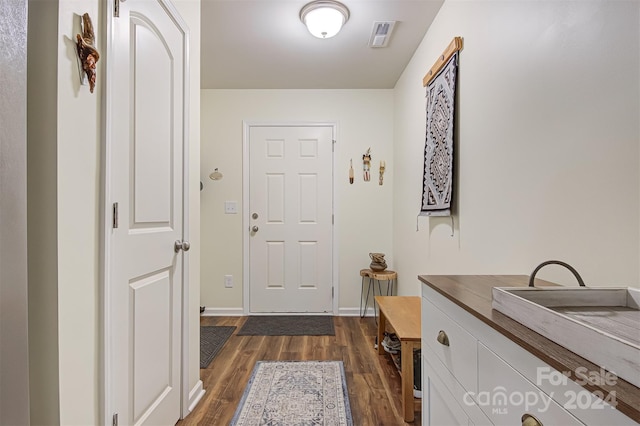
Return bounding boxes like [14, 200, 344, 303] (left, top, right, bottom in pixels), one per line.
[375, 296, 421, 422]
[359, 269, 397, 317]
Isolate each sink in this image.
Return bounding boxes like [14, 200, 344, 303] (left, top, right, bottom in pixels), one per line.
[492, 286, 640, 388]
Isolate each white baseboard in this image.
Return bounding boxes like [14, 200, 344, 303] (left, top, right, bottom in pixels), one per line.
[202, 307, 375, 317]
[337, 307, 375, 317]
[201, 307, 244, 316]
[188, 380, 205, 413]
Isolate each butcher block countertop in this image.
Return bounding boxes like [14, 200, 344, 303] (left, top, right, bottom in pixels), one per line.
[418, 274, 640, 423]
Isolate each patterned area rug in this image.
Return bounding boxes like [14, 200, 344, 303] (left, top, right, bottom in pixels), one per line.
[231, 361, 353, 426]
[200, 326, 235, 369]
[236, 316, 335, 336]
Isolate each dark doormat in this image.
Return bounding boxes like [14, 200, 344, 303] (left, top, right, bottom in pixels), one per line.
[236, 315, 335, 336]
[200, 326, 236, 368]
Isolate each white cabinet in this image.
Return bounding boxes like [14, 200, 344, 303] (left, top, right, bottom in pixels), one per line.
[421, 296, 491, 426]
[477, 343, 582, 425]
[425, 366, 473, 426]
[423, 296, 478, 395]
[421, 282, 638, 426]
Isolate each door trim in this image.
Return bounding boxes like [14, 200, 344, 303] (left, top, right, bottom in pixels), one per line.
[242, 122, 339, 315]
[101, 0, 192, 423]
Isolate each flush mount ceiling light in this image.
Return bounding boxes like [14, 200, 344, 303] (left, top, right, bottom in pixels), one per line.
[300, 0, 350, 39]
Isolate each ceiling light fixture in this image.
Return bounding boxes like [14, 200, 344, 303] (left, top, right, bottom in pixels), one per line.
[300, 0, 350, 39]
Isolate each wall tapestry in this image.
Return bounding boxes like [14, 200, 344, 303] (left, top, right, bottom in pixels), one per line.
[420, 38, 462, 217]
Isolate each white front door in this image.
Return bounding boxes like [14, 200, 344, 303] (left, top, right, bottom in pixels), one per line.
[106, 0, 188, 424]
[248, 125, 334, 313]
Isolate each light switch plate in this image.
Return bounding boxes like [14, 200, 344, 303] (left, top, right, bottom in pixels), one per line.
[224, 275, 233, 288]
[224, 201, 238, 214]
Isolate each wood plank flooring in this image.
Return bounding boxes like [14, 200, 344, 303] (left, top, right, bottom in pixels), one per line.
[178, 316, 421, 425]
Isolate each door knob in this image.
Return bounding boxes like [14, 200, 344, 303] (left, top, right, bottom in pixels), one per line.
[252, 226, 259, 232]
[174, 240, 190, 253]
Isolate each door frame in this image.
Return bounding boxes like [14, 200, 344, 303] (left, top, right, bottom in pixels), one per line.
[242, 122, 339, 315]
[101, 0, 192, 423]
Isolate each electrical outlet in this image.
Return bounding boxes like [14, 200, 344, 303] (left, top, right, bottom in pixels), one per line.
[224, 275, 233, 288]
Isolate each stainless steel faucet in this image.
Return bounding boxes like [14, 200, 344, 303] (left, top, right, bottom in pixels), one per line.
[528, 260, 586, 287]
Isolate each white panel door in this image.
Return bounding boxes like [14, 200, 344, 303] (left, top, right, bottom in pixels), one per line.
[249, 125, 333, 313]
[107, 0, 188, 425]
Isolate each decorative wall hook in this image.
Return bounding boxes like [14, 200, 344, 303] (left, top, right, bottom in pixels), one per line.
[349, 159, 354, 184]
[362, 148, 371, 182]
[379, 160, 385, 185]
[76, 13, 100, 93]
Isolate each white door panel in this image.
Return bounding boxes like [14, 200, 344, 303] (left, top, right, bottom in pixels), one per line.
[107, 0, 187, 424]
[131, 270, 173, 422]
[132, 18, 173, 225]
[249, 126, 333, 313]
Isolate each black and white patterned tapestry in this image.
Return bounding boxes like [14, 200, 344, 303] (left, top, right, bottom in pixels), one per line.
[421, 52, 458, 216]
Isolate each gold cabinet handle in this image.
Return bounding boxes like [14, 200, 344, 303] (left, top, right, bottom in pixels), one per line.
[437, 330, 450, 346]
[522, 413, 543, 426]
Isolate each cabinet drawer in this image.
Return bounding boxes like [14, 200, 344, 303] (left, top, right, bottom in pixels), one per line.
[423, 346, 494, 426]
[478, 343, 584, 425]
[422, 297, 478, 394]
[424, 369, 471, 426]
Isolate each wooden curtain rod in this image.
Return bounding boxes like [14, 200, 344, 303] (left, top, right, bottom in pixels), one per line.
[423, 36, 463, 87]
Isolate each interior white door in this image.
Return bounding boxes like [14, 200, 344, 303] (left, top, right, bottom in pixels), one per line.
[107, 0, 188, 425]
[248, 125, 334, 313]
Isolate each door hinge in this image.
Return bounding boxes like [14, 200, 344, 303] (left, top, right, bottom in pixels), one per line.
[332, 140, 336, 152]
[114, 0, 120, 17]
[112, 413, 118, 426]
[332, 287, 334, 298]
[114, 0, 126, 17]
[332, 214, 334, 225]
[112, 202, 119, 228]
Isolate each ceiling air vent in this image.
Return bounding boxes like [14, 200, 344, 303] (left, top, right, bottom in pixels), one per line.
[368, 21, 396, 48]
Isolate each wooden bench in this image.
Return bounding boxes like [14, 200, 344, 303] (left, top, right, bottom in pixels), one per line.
[375, 296, 422, 422]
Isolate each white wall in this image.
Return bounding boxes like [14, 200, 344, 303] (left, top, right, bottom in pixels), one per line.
[27, 1, 62, 423]
[55, 1, 103, 423]
[26, 0, 201, 423]
[0, 0, 30, 424]
[393, 0, 640, 293]
[200, 90, 394, 314]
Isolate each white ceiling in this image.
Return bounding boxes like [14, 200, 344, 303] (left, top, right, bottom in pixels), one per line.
[200, 0, 444, 89]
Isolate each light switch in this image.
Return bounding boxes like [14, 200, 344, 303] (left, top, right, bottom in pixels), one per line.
[224, 201, 238, 214]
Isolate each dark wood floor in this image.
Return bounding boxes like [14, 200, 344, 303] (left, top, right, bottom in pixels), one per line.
[178, 316, 421, 426]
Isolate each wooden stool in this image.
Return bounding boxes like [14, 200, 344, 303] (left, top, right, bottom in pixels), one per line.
[359, 268, 397, 318]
